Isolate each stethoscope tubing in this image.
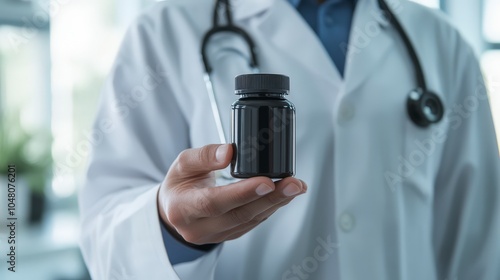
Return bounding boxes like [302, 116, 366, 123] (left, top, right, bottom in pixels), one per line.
[201, 0, 444, 150]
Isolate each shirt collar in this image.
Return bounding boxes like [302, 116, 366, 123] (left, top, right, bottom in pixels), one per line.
[289, 0, 358, 7]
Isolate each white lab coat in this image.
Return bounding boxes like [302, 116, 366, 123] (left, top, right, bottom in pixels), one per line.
[79, 0, 500, 279]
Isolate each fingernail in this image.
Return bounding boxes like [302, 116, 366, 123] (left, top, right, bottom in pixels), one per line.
[300, 180, 308, 192]
[283, 183, 301, 197]
[216, 145, 229, 163]
[256, 184, 273, 196]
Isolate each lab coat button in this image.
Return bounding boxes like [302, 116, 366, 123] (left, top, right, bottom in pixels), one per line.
[339, 213, 355, 232]
[338, 103, 355, 124]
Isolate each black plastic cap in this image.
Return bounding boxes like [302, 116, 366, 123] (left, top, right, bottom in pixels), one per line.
[235, 74, 290, 94]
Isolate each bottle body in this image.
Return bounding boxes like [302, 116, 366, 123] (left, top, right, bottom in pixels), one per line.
[231, 95, 296, 178]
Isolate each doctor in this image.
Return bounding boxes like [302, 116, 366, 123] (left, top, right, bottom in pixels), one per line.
[79, 0, 500, 279]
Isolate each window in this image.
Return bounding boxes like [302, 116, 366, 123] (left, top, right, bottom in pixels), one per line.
[482, 0, 500, 148]
[483, 0, 500, 43]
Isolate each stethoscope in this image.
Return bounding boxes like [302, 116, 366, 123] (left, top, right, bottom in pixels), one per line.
[201, 0, 259, 145]
[201, 0, 445, 176]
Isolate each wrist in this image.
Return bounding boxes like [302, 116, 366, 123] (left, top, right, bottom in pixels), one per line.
[156, 185, 219, 251]
[160, 218, 219, 251]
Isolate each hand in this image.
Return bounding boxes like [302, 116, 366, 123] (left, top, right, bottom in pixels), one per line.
[157, 144, 307, 245]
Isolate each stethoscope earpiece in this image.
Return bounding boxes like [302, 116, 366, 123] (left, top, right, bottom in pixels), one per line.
[407, 88, 444, 128]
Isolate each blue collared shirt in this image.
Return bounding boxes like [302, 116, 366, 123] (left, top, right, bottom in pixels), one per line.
[290, 0, 357, 76]
[163, 0, 357, 265]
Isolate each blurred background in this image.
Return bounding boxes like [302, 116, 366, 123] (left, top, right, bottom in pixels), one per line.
[0, 0, 498, 279]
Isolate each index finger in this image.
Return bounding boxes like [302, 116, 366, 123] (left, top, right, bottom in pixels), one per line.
[187, 176, 276, 217]
[173, 144, 233, 177]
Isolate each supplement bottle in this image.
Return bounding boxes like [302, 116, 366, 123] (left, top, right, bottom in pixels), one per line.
[231, 74, 296, 178]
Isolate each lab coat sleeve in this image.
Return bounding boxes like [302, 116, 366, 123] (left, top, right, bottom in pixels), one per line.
[432, 39, 500, 279]
[78, 12, 221, 280]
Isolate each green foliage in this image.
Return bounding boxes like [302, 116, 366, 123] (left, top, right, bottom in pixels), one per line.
[0, 112, 52, 193]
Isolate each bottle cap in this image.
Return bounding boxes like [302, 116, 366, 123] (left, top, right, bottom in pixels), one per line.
[235, 74, 290, 94]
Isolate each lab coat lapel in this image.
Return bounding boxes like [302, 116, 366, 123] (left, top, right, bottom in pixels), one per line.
[269, 4, 341, 88]
[238, 0, 342, 87]
[234, 0, 395, 94]
[344, 0, 393, 94]
[232, 0, 274, 20]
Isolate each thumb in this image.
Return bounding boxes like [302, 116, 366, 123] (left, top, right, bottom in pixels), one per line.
[173, 144, 233, 176]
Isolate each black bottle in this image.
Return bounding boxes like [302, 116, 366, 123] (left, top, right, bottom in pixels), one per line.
[231, 74, 296, 179]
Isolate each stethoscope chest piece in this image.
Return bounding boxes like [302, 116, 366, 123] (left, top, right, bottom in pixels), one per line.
[407, 88, 444, 128]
